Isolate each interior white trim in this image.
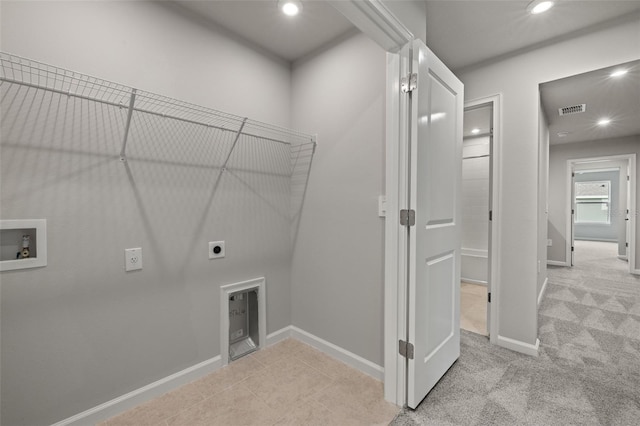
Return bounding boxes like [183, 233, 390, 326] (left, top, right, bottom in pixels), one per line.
[566, 154, 637, 274]
[465, 94, 502, 346]
[496, 336, 540, 357]
[461, 278, 488, 286]
[383, 43, 410, 406]
[383, 50, 400, 405]
[51, 355, 223, 426]
[0, 219, 47, 271]
[461, 247, 488, 258]
[220, 277, 267, 367]
[266, 326, 292, 346]
[290, 326, 384, 381]
[547, 260, 569, 267]
[537, 277, 548, 307]
[328, 0, 413, 52]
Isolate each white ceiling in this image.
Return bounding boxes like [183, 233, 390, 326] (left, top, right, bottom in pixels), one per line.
[172, 1, 640, 145]
[173, 0, 355, 62]
[540, 60, 640, 145]
[424, 1, 640, 72]
[174, 1, 640, 69]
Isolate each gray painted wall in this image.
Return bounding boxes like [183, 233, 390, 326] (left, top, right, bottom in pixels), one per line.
[290, 33, 386, 366]
[574, 170, 621, 242]
[458, 17, 640, 348]
[0, 2, 296, 425]
[548, 136, 640, 265]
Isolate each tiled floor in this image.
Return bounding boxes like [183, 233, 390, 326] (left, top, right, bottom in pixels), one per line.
[101, 338, 399, 426]
[460, 281, 487, 335]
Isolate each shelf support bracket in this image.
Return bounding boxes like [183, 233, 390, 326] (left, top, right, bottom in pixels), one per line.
[221, 117, 248, 171]
[119, 88, 137, 162]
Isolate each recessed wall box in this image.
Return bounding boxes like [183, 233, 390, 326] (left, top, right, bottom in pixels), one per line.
[0, 219, 47, 271]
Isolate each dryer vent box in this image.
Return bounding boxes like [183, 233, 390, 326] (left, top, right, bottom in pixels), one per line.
[228, 289, 259, 361]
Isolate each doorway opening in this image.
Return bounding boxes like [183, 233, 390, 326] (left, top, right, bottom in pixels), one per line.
[460, 103, 493, 336]
[567, 156, 636, 274]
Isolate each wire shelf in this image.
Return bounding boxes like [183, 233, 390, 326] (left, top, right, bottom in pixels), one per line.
[0, 51, 316, 147]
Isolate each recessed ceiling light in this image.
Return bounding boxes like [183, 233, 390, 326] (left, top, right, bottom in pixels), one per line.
[278, 0, 302, 16]
[610, 69, 628, 78]
[597, 118, 611, 126]
[557, 131, 570, 138]
[471, 128, 481, 134]
[527, 0, 554, 14]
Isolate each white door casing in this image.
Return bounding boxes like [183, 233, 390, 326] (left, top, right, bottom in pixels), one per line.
[406, 40, 464, 409]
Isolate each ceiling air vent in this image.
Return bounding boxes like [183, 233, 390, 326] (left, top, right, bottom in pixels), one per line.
[558, 104, 586, 116]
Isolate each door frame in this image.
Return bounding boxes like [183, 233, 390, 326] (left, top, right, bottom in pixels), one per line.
[463, 96, 502, 343]
[565, 154, 637, 274]
[332, 0, 505, 407]
[383, 67, 503, 404]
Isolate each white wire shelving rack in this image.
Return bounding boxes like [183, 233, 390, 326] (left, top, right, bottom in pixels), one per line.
[0, 51, 316, 165]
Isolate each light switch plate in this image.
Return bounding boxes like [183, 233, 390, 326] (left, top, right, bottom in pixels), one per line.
[125, 248, 142, 271]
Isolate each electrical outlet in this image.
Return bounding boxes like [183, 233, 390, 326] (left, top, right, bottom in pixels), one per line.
[209, 241, 225, 259]
[547, 239, 553, 247]
[125, 248, 143, 271]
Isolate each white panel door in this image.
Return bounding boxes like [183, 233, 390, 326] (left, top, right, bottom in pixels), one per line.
[407, 40, 463, 409]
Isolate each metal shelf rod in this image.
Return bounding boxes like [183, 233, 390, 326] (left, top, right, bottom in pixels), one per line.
[0, 77, 128, 109]
[119, 88, 137, 161]
[0, 77, 314, 147]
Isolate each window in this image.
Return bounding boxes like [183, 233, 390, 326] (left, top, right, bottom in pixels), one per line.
[575, 181, 611, 224]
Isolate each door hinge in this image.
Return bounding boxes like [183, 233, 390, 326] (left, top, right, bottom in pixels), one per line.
[626, 242, 629, 247]
[572, 209, 575, 215]
[400, 209, 416, 226]
[399, 340, 414, 359]
[571, 246, 575, 252]
[488, 292, 491, 303]
[489, 210, 493, 221]
[572, 172, 575, 178]
[401, 73, 417, 93]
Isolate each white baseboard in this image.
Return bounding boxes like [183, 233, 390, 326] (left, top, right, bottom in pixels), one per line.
[496, 335, 540, 357]
[266, 325, 293, 346]
[52, 355, 223, 426]
[290, 326, 384, 381]
[547, 260, 568, 267]
[52, 325, 381, 425]
[461, 278, 488, 286]
[537, 277, 548, 307]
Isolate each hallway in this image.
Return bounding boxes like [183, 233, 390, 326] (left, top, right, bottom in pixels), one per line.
[392, 240, 640, 425]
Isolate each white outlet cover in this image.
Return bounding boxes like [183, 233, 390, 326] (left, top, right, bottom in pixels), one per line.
[125, 248, 143, 271]
[209, 241, 225, 259]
